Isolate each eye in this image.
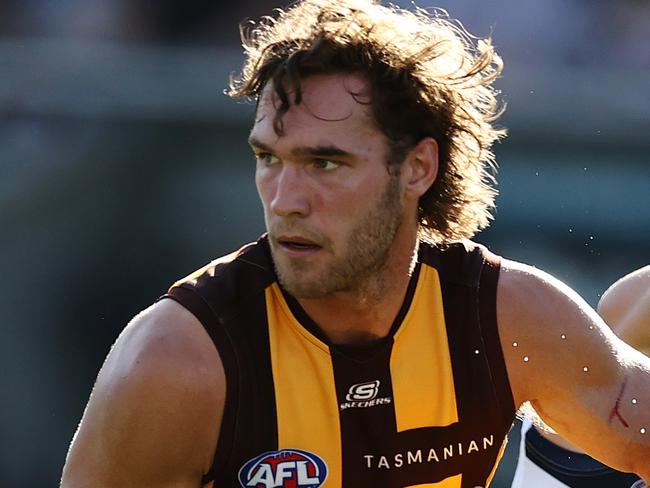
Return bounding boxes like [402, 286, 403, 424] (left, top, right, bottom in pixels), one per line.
[313, 159, 340, 171]
[255, 152, 280, 166]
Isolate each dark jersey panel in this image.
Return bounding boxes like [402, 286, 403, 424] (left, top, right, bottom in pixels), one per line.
[331, 342, 399, 487]
[163, 237, 279, 486]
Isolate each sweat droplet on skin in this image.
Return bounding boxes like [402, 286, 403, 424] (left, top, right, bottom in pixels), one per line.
[641, 428, 647, 434]
[583, 367, 589, 372]
[561, 334, 566, 340]
[632, 398, 638, 405]
[523, 356, 529, 363]
[512, 342, 518, 347]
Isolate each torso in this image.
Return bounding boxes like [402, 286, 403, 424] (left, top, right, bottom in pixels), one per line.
[165, 236, 516, 487]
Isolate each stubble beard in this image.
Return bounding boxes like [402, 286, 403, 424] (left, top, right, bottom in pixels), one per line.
[272, 175, 403, 300]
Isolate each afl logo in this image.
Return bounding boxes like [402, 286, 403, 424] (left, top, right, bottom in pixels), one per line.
[238, 448, 328, 488]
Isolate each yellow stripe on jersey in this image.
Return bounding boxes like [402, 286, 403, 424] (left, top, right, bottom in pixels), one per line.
[266, 283, 342, 488]
[405, 474, 463, 488]
[390, 264, 459, 432]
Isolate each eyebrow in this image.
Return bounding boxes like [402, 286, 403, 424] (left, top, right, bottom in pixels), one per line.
[248, 136, 354, 159]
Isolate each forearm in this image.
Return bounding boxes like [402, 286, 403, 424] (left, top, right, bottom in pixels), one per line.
[600, 360, 650, 478]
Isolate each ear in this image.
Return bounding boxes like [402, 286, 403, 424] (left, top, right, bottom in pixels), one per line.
[401, 137, 439, 199]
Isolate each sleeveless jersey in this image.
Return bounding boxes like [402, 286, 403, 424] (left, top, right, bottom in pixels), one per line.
[511, 419, 641, 488]
[164, 235, 516, 488]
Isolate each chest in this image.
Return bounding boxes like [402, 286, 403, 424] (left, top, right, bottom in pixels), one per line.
[228, 267, 511, 487]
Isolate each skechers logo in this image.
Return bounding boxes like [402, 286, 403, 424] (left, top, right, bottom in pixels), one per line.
[345, 380, 380, 401]
[238, 448, 327, 487]
[340, 380, 392, 410]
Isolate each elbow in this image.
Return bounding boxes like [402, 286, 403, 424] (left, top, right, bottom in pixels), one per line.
[625, 446, 650, 482]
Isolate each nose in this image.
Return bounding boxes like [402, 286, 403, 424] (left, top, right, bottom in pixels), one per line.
[269, 165, 310, 218]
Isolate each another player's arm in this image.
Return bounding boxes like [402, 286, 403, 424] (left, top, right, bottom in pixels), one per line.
[60, 299, 225, 488]
[498, 260, 650, 481]
[598, 265, 650, 355]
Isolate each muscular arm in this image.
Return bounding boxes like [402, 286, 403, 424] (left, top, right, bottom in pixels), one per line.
[498, 260, 650, 480]
[60, 299, 225, 488]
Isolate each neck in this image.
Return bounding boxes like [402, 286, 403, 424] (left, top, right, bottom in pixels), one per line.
[297, 235, 419, 345]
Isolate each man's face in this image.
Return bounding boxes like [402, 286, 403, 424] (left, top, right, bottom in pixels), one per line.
[250, 73, 405, 299]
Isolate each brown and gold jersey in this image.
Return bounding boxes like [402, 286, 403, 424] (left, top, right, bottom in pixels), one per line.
[164, 235, 515, 488]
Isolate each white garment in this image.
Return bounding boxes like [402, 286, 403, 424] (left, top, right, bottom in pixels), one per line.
[511, 418, 642, 488]
[511, 419, 571, 488]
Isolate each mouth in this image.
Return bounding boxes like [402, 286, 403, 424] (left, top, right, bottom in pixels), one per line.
[275, 235, 323, 253]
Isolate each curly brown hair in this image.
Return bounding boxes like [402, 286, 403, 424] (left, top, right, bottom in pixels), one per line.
[229, 0, 506, 245]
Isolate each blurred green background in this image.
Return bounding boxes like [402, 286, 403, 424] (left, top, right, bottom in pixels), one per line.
[1, 1, 649, 486]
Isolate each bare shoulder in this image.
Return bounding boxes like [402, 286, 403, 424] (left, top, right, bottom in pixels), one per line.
[61, 298, 225, 488]
[495, 260, 619, 406]
[99, 298, 224, 395]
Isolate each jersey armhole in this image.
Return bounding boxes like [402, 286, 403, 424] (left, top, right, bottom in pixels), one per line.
[478, 252, 517, 426]
[159, 286, 239, 485]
